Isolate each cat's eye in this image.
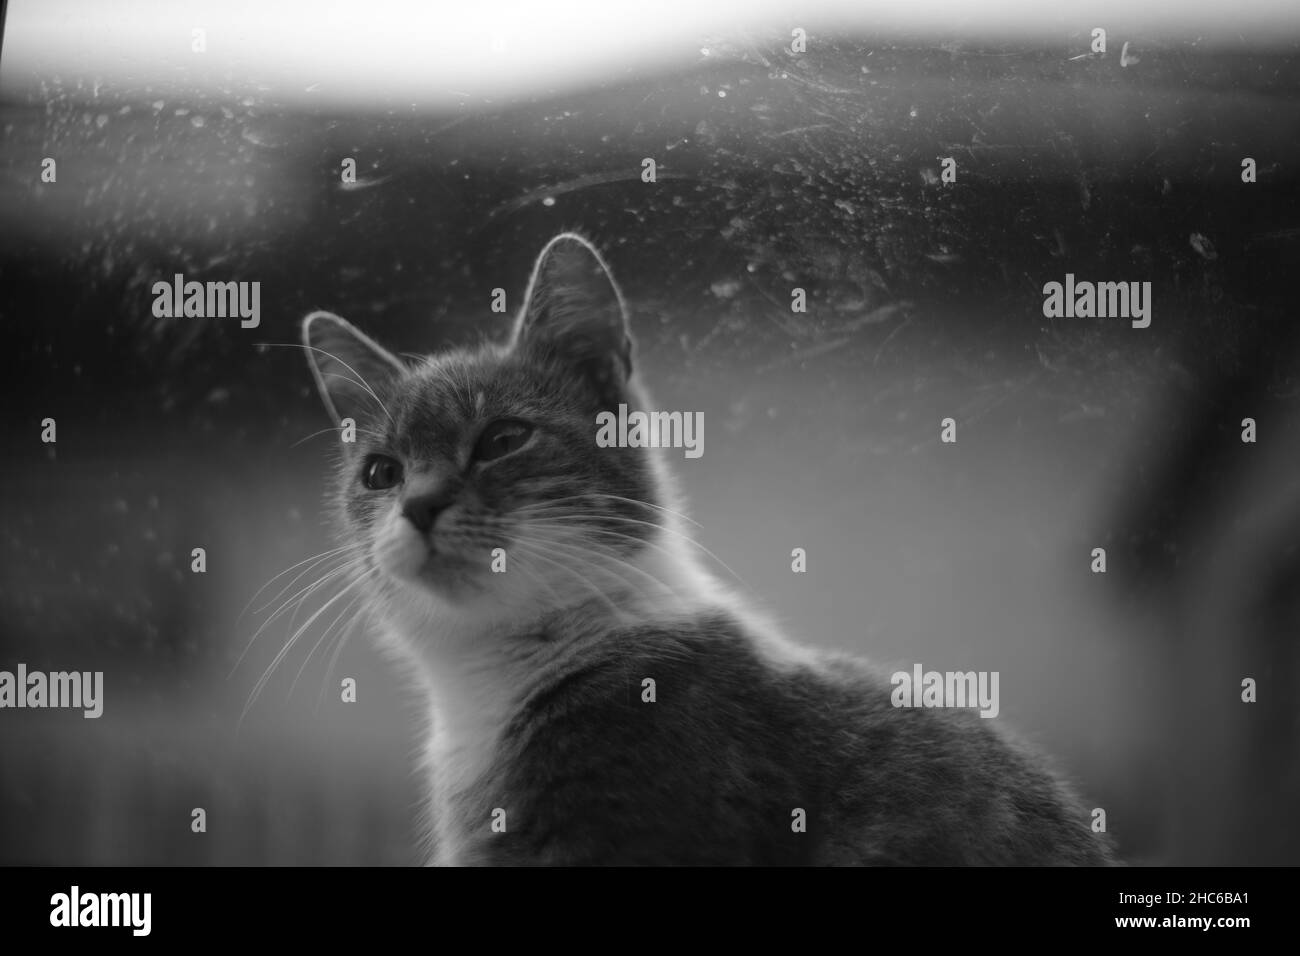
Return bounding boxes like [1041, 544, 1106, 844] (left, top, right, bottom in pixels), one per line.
[361, 454, 403, 490]
[473, 420, 534, 462]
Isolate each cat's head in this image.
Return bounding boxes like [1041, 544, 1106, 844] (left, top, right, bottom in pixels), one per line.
[302, 233, 672, 625]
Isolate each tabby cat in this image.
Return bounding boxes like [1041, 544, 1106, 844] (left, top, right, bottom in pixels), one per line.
[301, 233, 1115, 865]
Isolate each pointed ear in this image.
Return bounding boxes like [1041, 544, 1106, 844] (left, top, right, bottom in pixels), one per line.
[301, 311, 405, 425]
[511, 233, 632, 389]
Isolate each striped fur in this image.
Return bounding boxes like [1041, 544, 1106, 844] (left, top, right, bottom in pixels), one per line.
[302, 233, 1116, 866]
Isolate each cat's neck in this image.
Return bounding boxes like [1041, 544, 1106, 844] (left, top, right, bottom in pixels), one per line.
[377, 527, 722, 864]
[380, 526, 719, 727]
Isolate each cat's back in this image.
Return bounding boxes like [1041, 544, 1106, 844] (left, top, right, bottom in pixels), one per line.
[468, 609, 1113, 865]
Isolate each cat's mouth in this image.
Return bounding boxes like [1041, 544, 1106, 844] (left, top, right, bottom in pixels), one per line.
[372, 513, 493, 601]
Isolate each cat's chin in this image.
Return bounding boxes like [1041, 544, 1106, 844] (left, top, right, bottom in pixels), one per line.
[372, 533, 488, 605]
[384, 555, 489, 603]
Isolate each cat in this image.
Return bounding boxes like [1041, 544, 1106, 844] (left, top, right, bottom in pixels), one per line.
[300, 232, 1116, 865]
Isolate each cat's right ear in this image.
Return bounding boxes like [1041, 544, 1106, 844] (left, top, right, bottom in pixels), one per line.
[301, 311, 406, 426]
[511, 233, 632, 393]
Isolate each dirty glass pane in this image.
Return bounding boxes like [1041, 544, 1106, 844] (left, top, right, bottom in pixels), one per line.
[1, 1, 1298, 870]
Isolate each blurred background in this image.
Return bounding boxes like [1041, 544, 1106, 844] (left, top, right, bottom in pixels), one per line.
[1, 0, 1298, 865]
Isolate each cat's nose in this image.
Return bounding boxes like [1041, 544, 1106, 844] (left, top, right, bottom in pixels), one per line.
[402, 492, 450, 534]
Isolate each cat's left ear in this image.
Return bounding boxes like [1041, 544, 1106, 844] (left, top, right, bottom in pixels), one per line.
[512, 233, 632, 388]
[302, 310, 406, 426]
